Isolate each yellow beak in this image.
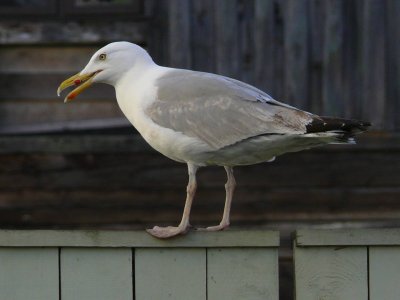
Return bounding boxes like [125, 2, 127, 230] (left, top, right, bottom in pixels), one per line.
[57, 71, 99, 103]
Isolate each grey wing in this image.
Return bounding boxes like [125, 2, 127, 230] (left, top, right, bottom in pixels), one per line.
[147, 70, 313, 150]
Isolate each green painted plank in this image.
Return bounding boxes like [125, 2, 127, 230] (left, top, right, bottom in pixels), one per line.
[296, 229, 400, 246]
[135, 248, 206, 299]
[0, 248, 58, 300]
[0, 229, 279, 247]
[207, 248, 278, 300]
[294, 245, 368, 300]
[61, 248, 132, 300]
[369, 246, 400, 300]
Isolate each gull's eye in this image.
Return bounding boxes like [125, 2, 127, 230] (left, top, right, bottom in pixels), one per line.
[99, 53, 107, 61]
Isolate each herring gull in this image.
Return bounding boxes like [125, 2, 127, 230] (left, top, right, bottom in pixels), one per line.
[57, 42, 370, 239]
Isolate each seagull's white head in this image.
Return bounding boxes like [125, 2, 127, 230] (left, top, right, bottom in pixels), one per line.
[57, 41, 154, 102]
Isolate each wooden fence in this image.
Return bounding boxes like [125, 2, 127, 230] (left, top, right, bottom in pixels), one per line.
[2, 229, 400, 299]
[294, 229, 400, 299]
[0, 229, 279, 300]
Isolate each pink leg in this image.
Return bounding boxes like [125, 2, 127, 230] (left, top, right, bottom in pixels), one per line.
[198, 166, 235, 232]
[147, 163, 198, 239]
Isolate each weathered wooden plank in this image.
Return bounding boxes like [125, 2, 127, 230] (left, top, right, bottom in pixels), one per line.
[167, 0, 191, 69]
[0, 135, 149, 154]
[360, 0, 386, 129]
[283, 0, 309, 109]
[0, 133, 397, 154]
[4, 186, 400, 212]
[0, 149, 398, 189]
[385, 0, 400, 130]
[0, 21, 146, 45]
[0, 74, 114, 100]
[0, 46, 97, 73]
[322, 0, 345, 116]
[0, 101, 124, 130]
[308, 0, 325, 115]
[296, 229, 400, 246]
[369, 246, 400, 300]
[214, 0, 239, 78]
[135, 248, 206, 299]
[207, 248, 278, 300]
[2, 203, 400, 228]
[294, 245, 368, 299]
[0, 230, 279, 247]
[254, 0, 275, 93]
[191, 0, 215, 72]
[0, 248, 58, 300]
[342, 0, 363, 119]
[271, 0, 285, 100]
[0, 118, 130, 135]
[237, 0, 255, 85]
[61, 248, 132, 300]
[146, 0, 169, 66]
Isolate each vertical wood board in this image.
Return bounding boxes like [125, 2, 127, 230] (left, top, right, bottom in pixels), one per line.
[207, 248, 278, 300]
[360, 0, 386, 128]
[294, 246, 368, 300]
[135, 248, 206, 300]
[168, 0, 191, 68]
[283, 0, 309, 109]
[322, 0, 345, 116]
[214, 0, 239, 78]
[385, 0, 400, 130]
[61, 248, 133, 300]
[254, 0, 275, 93]
[191, 0, 216, 73]
[0, 248, 58, 300]
[369, 246, 400, 300]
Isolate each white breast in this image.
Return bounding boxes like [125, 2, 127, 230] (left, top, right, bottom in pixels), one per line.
[114, 66, 211, 164]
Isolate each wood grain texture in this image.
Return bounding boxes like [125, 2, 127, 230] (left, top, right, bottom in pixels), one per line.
[135, 248, 206, 300]
[191, 0, 215, 73]
[385, 0, 400, 130]
[0, 229, 279, 247]
[168, 0, 191, 69]
[0, 248, 58, 300]
[253, 0, 275, 93]
[61, 248, 132, 300]
[360, 0, 386, 128]
[0, 134, 399, 227]
[294, 245, 368, 300]
[215, 0, 239, 79]
[0, 46, 97, 73]
[0, 101, 124, 131]
[369, 246, 400, 300]
[0, 73, 114, 100]
[283, 0, 309, 109]
[207, 248, 278, 300]
[296, 229, 400, 246]
[0, 21, 146, 45]
[0, 1, 397, 132]
[322, 0, 345, 116]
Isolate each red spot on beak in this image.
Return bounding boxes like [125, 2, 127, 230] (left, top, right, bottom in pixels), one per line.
[68, 93, 76, 99]
[74, 79, 81, 85]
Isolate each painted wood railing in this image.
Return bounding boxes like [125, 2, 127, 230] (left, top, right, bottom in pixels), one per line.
[294, 229, 400, 300]
[0, 230, 279, 300]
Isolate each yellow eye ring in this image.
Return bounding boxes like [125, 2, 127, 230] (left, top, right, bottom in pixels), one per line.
[99, 53, 107, 60]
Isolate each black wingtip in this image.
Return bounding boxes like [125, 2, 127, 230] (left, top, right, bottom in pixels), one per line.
[306, 116, 371, 134]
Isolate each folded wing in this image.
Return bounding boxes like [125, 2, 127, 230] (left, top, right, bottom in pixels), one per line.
[147, 70, 315, 150]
